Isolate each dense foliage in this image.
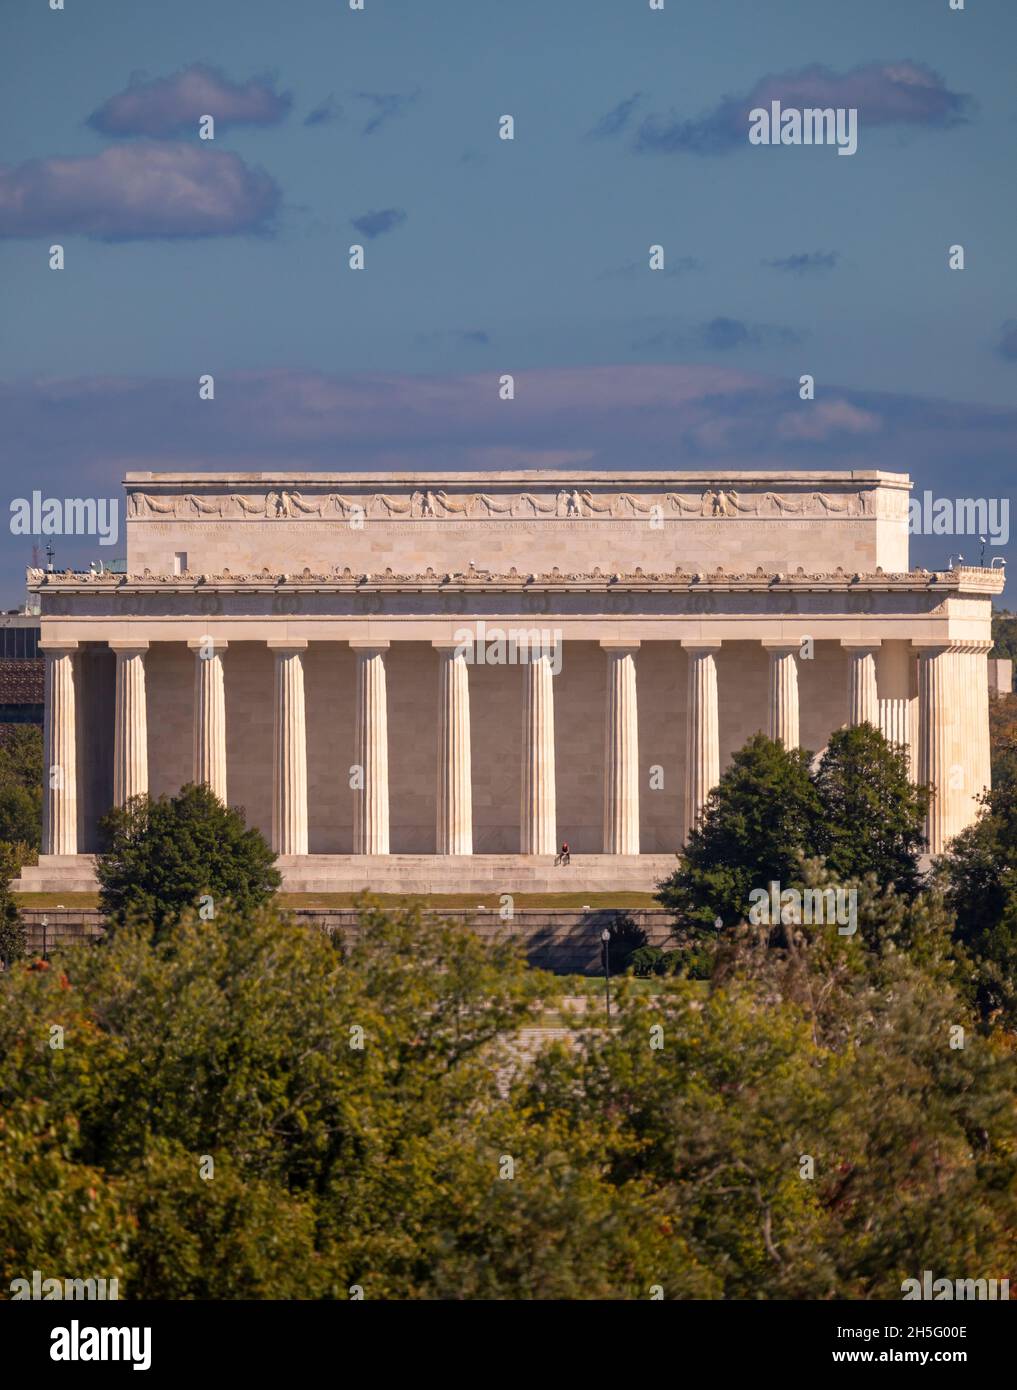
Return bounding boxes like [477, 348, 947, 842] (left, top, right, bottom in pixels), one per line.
[0, 844, 25, 967]
[0, 890, 1012, 1299]
[0, 725, 42, 870]
[991, 609, 1017, 668]
[939, 769, 1017, 1027]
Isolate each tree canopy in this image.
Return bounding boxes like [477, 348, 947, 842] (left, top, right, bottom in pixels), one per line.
[95, 782, 281, 940]
[657, 726, 928, 931]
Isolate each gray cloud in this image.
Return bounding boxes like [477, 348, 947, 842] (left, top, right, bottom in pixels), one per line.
[304, 95, 343, 128]
[88, 63, 292, 138]
[351, 207, 408, 239]
[698, 318, 801, 351]
[415, 329, 491, 347]
[355, 90, 419, 136]
[634, 318, 802, 352]
[636, 61, 971, 155]
[0, 143, 280, 239]
[587, 93, 642, 140]
[764, 251, 840, 275]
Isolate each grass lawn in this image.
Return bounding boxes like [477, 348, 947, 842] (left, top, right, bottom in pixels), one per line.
[15, 892, 101, 909]
[277, 891, 661, 910]
[14, 890, 661, 911]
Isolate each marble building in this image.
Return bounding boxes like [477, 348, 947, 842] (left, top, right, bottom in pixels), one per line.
[16, 469, 1003, 894]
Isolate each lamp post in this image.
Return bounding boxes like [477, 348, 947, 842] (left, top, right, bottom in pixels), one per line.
[601, 927, 611, 1017]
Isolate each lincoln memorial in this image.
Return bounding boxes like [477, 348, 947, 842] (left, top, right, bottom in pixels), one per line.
[16, 470, 1003, 894]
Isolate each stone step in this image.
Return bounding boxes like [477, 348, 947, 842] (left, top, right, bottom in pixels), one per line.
[16, 853, 676, 896]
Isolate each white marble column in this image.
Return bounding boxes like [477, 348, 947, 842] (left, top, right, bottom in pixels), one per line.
[916, 642, 954, 855]
[764, 642, 800, 750]
[844, 641, 880, 728]
[270, 641, 308, 856]
[190, 638, 228, 804]
[602, 642, 640, 854]
[352, 642, 390, 855]
[42, 643, 78, 855]
[110, 641, 149, 808]
[970, 641, 992, 804]
[878, 640, 915, 778]
[435, 643, 472, 855]
[682, 642, 720, 837]
[520, 649, 557, 854]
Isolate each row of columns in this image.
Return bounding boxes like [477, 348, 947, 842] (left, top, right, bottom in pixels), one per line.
[40, 636, 987, 859]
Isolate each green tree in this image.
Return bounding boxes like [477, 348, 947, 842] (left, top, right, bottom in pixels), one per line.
[656, 733, 824, 931]
[939, 776, 1017, 1024]
[990, 607, 1017, 665]
[95, 783, 280, 938]
[0, 725, 42, 855]
[0, 1102, 132, 1293]
[812, 723, 928, 898]
[0, 844, 25, 967]
[658, 727, 931, 934]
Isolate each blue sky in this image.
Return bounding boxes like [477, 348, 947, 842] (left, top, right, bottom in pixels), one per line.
[1, 0, 1015, 600]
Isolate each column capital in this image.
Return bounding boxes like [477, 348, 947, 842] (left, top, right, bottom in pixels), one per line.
[108, 639, 149, 654]
[187, 637, 229, 652]
[267, 638, 308, 652]
[761, 640, 800, 654]
[912, 640, 955, 655]
[681, 640, 723, 653]
[39, 639, 79, 653]
[599, 640, 641, 653]
[913, 638, 993, 655]
[350, 639, 391, 652]
[840, 639, 882, 651]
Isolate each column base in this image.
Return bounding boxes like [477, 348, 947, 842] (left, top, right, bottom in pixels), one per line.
[14, 855, 99, 893]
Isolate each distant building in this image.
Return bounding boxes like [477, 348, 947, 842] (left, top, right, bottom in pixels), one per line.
[988, 657, 1013, 698]
[0, 612, 42, 725]
[18, 469, 1008, 896]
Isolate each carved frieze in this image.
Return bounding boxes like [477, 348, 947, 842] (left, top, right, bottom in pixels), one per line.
[127, 486, 875, 522]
